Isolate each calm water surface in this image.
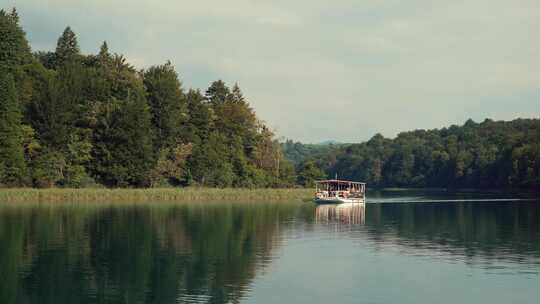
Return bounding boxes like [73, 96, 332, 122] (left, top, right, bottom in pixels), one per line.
[1, 190, 539, 304]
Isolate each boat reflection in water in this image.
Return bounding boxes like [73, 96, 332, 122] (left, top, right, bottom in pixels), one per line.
[315, 203, 365, 225]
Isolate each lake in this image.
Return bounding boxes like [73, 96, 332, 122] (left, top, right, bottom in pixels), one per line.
[1, 190, 539, 304]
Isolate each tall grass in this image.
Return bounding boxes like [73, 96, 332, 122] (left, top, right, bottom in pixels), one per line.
[0, 188, 313, 204]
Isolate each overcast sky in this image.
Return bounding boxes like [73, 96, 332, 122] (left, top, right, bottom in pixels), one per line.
[7, 0, 540, 143]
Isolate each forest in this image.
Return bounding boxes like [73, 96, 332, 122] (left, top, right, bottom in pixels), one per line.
[285, 118, 540, 190]
[1, 8, 539, 190]
[0, 8, 297, 188]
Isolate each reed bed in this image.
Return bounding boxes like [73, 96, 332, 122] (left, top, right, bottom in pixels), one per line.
[0, 188, 313, 204]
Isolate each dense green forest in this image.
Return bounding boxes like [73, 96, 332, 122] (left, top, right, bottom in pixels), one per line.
[288, 119, 540, 190]
[1, 8, 539, 190]
[0, 8, 295, 188]
[281, 140, 347, 168]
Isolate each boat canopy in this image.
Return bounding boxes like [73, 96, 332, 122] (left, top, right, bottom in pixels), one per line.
[315, 179, 366, 193]
[315, 179, 366, 185]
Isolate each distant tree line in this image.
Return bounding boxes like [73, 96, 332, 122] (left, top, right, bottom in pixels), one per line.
[281, 140, 348, 168]
[0, 8, 296, 188]
[285, 119, 540, 190]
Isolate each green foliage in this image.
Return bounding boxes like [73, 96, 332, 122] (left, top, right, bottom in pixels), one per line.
[182, 81, 296, 188]
[55, 26, 80, 66]
[282, 139, 347, 169]
[205, 79, 229, 106]
[31, 149, 65, 188]
[297, 161, 325, 187]
[184, 89, 212, 144]
[148, 143, 192, 187]
[13, 8, 538, 192]
[62, 131, 93, 187]
[143, 62, 187, 149]
[0, 8, 300, 189]
[189, 132, 235, 187]
[0, 8, 32, 74]
[0, 72, 28, 186]
[510, 143, 540, 188]
[29, 62, 82, 147]
[317, 119, 540, 190]
[91, 93, 155, 187]
[33, 51, 56, 69]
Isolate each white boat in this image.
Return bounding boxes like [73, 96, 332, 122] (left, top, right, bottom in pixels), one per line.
[313, 179, 366, 204]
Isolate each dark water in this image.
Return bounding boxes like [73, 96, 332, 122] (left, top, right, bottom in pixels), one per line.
[1, 191, 540, 304]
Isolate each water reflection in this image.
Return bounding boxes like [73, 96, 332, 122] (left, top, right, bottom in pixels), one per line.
[315, 203, 365, 225]
[363, 202, 540, 263]
[0, 202, 297, 304]
[1, 198, 539, 304]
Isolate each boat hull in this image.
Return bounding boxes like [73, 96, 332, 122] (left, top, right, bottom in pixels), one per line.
[313, 197, 365, 204]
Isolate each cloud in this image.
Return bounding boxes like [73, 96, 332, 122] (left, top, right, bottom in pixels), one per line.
[7, 0, 540, 142]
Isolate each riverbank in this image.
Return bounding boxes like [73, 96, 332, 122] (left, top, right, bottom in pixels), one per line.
[0, 188, 313, 203]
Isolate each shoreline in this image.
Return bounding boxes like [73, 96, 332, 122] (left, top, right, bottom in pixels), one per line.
[0, 188, 313, 203]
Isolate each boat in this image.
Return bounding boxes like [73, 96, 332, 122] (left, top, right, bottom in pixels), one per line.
[313, 179, 366, 204]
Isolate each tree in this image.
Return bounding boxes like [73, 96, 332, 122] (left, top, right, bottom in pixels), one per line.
[29, 62, 82, 148]
[0, 73, 28, 186]
[184, 89, 212, 144]
[98, 41, 110, 59]
[297, 161, 325, 187]
[31, 149, 65, 188]
[0, 8, 32, 74]
[148, 143, 192, 187]
[62, 131, 93, 187]
[212, 83, 258, 155]
[188, 132, 234, 187]
[510, 144, 540, 188]
[91, 92, 155, 187]
[33, 51, 56, 69]
[143, 62, 187, 149]
[205, 80, 229, 106]
[55, 26, 80, 66]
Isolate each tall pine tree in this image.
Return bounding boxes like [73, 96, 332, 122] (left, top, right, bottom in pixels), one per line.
[55, 26, 80, 67]
[205, 80, 230, 106]
[0, 73, 28, 186]
[0, 8, 32, 74]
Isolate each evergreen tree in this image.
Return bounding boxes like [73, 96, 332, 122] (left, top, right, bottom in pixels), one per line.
[231, 83, 245, 104]
[143, 62, 187, 149]
[0, 8, 32, 74]
[30, 62, 82, 148]
[55, 26, 80, 66]
[205, 80, 230, 106]
[184, 89, 212, 144]
[98, 41, 109, 59]
[33, 51, 56, 69]
[91, 92, 154, 187]
[0, 73, 28, 186]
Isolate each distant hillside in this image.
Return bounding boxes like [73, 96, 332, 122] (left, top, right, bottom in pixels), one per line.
[281, 140, 349, 169]
[317, 140, 343, 145]
[287, 118, 540, 190]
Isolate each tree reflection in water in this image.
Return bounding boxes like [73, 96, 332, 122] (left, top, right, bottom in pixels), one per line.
[1, 199, 540, 304]
[0, 202, 299, 304]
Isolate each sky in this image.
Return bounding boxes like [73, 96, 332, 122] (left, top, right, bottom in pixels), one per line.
[5, 0, 540, 143]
